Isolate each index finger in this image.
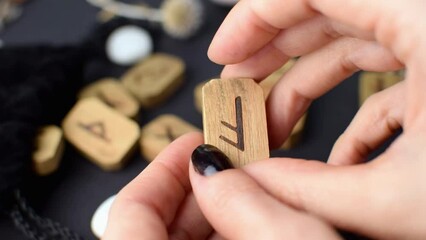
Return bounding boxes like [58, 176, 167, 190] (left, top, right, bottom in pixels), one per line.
[208, 0, 402, 64]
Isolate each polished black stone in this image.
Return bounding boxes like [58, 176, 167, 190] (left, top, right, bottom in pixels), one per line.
[191, 144, 234, 176]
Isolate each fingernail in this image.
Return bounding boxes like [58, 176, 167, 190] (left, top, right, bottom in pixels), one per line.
[191, 144, 234, 176]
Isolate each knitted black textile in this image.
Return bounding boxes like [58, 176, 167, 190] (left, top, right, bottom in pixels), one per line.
[0, 17, 157, 211]
[0, 46, 87, 211]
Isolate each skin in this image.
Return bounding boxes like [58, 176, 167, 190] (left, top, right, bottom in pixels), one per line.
[104, 0, 426, 239]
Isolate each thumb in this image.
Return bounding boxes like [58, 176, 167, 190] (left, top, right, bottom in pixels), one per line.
[189, 144, 341, 240]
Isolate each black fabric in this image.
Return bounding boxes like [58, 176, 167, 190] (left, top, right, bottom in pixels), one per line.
[10, 190, 84, 240]
[0, 17, 160, 211]
[0, 46, 87, 211]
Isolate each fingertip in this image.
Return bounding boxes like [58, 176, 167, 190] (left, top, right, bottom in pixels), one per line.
[176, 131, 204, 145]
[190, 144, 234, 177]
[207, 37, 231, 65]
[220, 65, 238, 79]
[208, 0, 281, 66]
[327, 136, 350, 165]
[207, 17, 246, 65]
[207, 39, 223, 64]
[207, 35, 247, 65]
[152, 131, 204, 176]
[219, 46, 289, 80]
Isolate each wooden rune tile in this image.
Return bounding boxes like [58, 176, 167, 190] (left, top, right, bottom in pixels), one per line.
[359, 71, 404, 105]
[258, 59, 306, 149]
[32, 125, 65, 176]
[62, 98, 140, 171]
[78, 78, 139, 118]
[194, 80, 207, 113]
[202, 78, 269, 167]
[140, 114, 201, 162]
[259, 58, 297, 99]
[281, 113, 307, 149]
[121, 53, 185, 108]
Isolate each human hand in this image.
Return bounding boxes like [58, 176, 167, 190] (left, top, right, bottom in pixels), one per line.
[104, 0, 426, 239]
[103, 133, 216, 240]
[190, 144, 342, 239]
[208, 0, 426, 148]
[204, 0, 426, 239]
[103, 132, 342, 240]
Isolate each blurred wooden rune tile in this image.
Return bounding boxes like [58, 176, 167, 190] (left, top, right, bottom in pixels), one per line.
[281, 113, 307, 149]
[78, 78, 139, 118]
[97, 9, 116, 23]
[121, 53, 185, 108]
[0, 0, 22, 28]
[359, 71, 404, 105]
[62, 98, 140, 171]
[203, 78, 269, 167]
[259, 59, 307, 149]
[32, 125, 65, 176]
[140, 114, 200, 162]
[194, 80, 207, 113]
[260, 58, 297, 99]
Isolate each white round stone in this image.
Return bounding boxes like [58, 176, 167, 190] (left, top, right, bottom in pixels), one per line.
[91, 194, 116, 238]
[106, 25, 153, 66]
[209, 0, 238, 6]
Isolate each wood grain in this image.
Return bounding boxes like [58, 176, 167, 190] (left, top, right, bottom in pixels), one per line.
[202, 78, 269, 167]
[62, 98, 140, 171]
[359, 71, 404, 105]
[194, 80, 206, 113]
[281, 113, 307, 149]
[121, 53, 185, 108]
[32, 125, 65, 176]
[259, 58, 297, 99]
[140, 114, 201, 162]
[78, 78, 139, 118]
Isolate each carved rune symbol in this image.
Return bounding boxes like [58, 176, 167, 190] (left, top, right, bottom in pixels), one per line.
[220, 96, 245, 151]
[155, 126, 177, 141]
[78, 121, 110, 142]
[165, 126, 176, 141]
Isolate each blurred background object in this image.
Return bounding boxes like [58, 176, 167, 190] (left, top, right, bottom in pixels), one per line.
[86, 0, 204, 39]
[0, 0, 26, 31]
[105, 25, 153, 65]
[208, 0, 237, 7]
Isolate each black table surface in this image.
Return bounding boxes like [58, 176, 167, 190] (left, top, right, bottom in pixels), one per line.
[0, 0, 386, 239]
